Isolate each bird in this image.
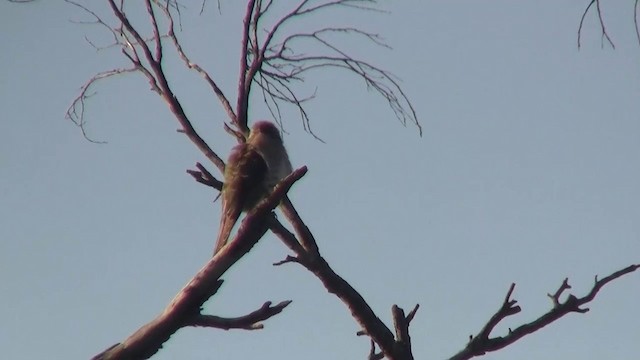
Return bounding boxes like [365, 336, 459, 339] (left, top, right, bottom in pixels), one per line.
[213, 120, 293, 255]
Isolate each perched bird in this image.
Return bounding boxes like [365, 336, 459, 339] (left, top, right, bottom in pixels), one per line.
[213, 121, 293, 255]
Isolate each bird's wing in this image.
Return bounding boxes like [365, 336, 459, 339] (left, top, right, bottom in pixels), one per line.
[213, 143, 268, 255]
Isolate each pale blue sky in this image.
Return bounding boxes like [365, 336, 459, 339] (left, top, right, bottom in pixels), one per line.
[1, 1, 639, 359]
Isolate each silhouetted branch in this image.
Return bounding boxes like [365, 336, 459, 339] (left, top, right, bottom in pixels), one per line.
[448, 264, 640, 360]
[188, 170, 414, 358]
[188, 300, 292, 330]
[107, 0, 226, 171]
[392, 304, 418, 359]
[240, 0, 420, 138]
[186, 162, 223, 190]
[268, 218, 307, 255]
[92, 167, 307, 360]
[66, 0, 226, 172]
[65, 2, 640, 359]
[154, 0, 237, 124]
[578, 0, 616, 49]
[368, 338, 385, 360]
[265, 196, 407, 359]
[68, 0, 420, 167]
[235, 0, 258, 133]
[65, 67, 137, 143]
[634, 0, 640, 46]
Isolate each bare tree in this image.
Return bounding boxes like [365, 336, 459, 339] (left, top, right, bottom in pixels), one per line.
[48, 1, 640, 359]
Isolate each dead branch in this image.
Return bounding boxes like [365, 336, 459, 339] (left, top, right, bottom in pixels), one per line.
[447, 264, 640, 360]
[188, 300, 292, 330]
[296, 253, 400, 358]
[239, 0, 421, 138]
[188, 164, 411, 358]
[154, 0, 237, 124]
[92, 167, 307, 360]
[264, 196, 406, 359]
[186, 161, 404, 359]
[108, 0, 226, 171]
[392, 304, 418, 359]
[368, 339, 385, 360]
[267, 218, 307, 255]
[186, 162, 223, 190]
[235, 0, 258, 133]
[65, 2, 640, 360]
[578, 0, 615, 49]
[636, 0, 640, 46]
[547, 277, 571, 307]
[68, 0, 420, 164]
[65, 67, 137, 143]
[66, 0, 226, 171]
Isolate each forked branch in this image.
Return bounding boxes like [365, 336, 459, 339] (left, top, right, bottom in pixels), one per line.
[188, 300, 292, 330]
[577, 0, 619, 49]
[448, 264, 640, 360]
[66, 0, 227, 171]
[92, 167, 308, 360]
[190, 161, 410, 359]
[240, 0, 420, 137]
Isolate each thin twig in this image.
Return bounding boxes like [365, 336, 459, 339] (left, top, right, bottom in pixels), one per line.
[578, 0, 615, 49]
[188, 300, 292, 330]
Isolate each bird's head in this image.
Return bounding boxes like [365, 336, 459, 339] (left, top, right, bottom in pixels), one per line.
[248, 120, 283, 144]
[247, 120, 292, 185]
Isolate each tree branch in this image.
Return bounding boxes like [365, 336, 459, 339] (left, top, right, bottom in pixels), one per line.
[186, 162, 223, 190]
[578, 0, 615, 49]
[236, 0, 258, 133]
[65, 67, 137, 143]
[188, 167, 409, 358]
[392, 304, 418, 359]
[106, 0, 226, 172]
[92, 167, 308, 360]
[67, 1, 226, 172]
[448, 264, 640, 360]
[155, 0, 237, 124]
[266, 196, 404, 358]
[635, 0, 640, 46]
[188, 300, 292, 330]
[241, 0, 420, 138]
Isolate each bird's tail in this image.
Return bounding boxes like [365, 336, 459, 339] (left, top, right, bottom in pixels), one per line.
[213, 208, 240, 255]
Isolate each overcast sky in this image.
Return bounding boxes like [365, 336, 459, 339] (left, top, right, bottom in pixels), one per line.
[1, 1, 639, 359]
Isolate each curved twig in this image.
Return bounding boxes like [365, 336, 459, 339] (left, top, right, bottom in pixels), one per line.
[578, 0, 615, 49]
[244, 0, 421, 137]
[65, 67, 137, 143]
